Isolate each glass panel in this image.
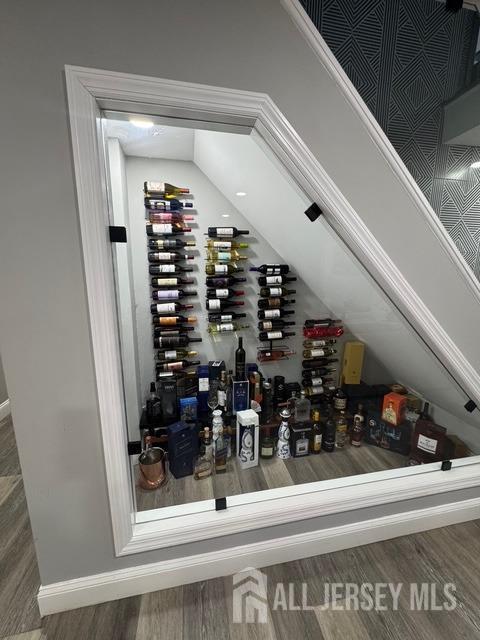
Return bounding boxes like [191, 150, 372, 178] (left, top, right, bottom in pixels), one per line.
[102, 113, 480, 521]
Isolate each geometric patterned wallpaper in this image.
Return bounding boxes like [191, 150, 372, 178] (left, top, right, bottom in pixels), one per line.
[301, 0, 480, 277]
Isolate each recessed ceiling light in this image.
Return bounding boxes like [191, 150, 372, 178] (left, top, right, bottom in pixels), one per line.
[236, 191, 247, 197]
[221, 214, 230, 218]
[471, 161, 480, 169]
[129, 118, 154, 129]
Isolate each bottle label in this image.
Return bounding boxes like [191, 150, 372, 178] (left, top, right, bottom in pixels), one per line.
[208, 299, 221, 310]
[310, 377, 323, 386]
[216, 227, 234, 236]
[164, 350, 177, 359]
[212, 241, 231, 249]
[314, 434, 322, 450]
[263, 309, 280, 318]
[261, 445, 273, 456]
[218, 390, 227, 406]
[262, 321, 273, 330]
[265, 268, 281, 275]
[168, 361, 183, 370]
[269, 298, 281, 308]
[217, 252, 231, 261]
[151, 223, 173, 234]
[218, 323, 234, 332]
[417, 434, 438, 454]
[156, 278, 178, 286]
[310, 385, 324, 395]
[220, 314, 232, 322]
[216, 289, 229, 298]
[156, 290, 179, 299]
[267, 331, 283, 340]
[310, 348, 326, 358]
[159, 317, 177, 325]
[334, 398, 347, 410]
[214, 264, 228, 275]
[155, 302, 176, 313]
[147, 181, 165, 192]
[199, 377, 209, 392]
[266, 276, 282, 284]
[269, 287, 282, 296]
[158, 264, 176, 273]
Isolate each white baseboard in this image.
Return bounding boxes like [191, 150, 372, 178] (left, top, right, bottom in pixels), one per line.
[38, 495, 480, 616]
[0, 399, 10, 422]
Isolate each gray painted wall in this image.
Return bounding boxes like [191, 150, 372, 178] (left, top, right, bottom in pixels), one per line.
[0, 355, 8, 405]
[1, 0, 480, 586]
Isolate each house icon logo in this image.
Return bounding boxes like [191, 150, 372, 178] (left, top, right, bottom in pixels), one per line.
[232, 567, 268, 623]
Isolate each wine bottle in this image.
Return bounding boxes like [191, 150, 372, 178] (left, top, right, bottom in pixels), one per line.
[148, 212, 195, 223]
[153, 327, 194, 337]
[148, 251, 194, 263]
[205, 275, 247, 287]
[302, 367, 337, 378]
[257, 319, 295, 331]
[303, 385, 325, 397]
[259, 286, 296, 298]
[206, 299, 245, 311]
[303, 347, 337, 359]
[152, 315, 196, 326]
[304, 318, 341, 327]
[148, 238, 196, 250]
[258, 275, 297, 286]
[151, 302, 194, 314]
[145, 197, 193, 210]
[208, 312, 247, 323]
[149, 264, 193, 276]
[152, 288, 197, 300]
[206, 249, 247, 262]
[156, 349, 198, 362]
[257, 297, 295, 310]
[303, 339, 337, 348]
[257, 308, 295, 320]
[144, 181, 190, 196]
[303, 326, 344, 338]
[206, 227, 249, 238]
[258, 330, 295, 341]
[250, 264, 289, 275]
[146, 223, 192, 235]
[156, 359, 201, 372]
[205, 239, 249, 250]
[302, 358, 338, 369]
[154, 335, 202, 348]
[257, 349, 295, 362]
[301, 376, 333, 387]
[205, 263, 244, 276]
[206, 288, 244, 299]
[150, 277, 195, 287]
[208, 322, 250, 334]
[235, 337, 246, 380]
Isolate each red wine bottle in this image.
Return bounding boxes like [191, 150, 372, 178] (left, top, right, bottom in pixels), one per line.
[206, 288, 244, 299]
[154, 335, 202, 348]
[148, 212, 195, 223]
[148, 238, 195, 250]
[153, 327, 195, 337]
[259, 286, 296, 298]
[250, 264, 289, 275]
[258, 330, 295, 341]
[149, 264, 193, 275]
[152, 315, 196, 326]
[257, 319, 295, 331]
[208, 312, 247, 322]
[258, 275, 297, 286]
[302, 367, 337, 378]
[151, 288, 197, 300]
[257, 297, 295, 310]
[206, 227, 249, 238]
[150, 277, 195, 287]
[205, 276, 247, 287]
[206, 299, 245, 311]
[257, 308, 295, 320]
[151, 302, 194, 314]
[146, 223, 192, 236]
[235, 336, 246, 380]
[148, 251, 194, 263]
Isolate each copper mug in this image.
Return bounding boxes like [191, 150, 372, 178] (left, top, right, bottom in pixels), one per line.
[138, 445, 167, 490]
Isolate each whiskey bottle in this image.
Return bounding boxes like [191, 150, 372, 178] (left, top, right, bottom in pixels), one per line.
[257, 319, 295, 331]
[258, 274, 297, 285]
[257, 308, 295, 320]
[156, 349, 198, 362]
[335, 410, 348, 448]
[148, 251, 194, 263]
[205, 239, 249, 250]
[205, 263, 244, 276]
[250, 264, 290, 275]
[333, 387, 348, 411]
[148, 212, 195, 223]
[146, 382, 161, 421]
[206, 288, 245, 299]
[207, 311, 247, 323]
[148, 238, 196, 250]
[152, 288, 197, 301]
[144, 181, 190, 196]
[257, 297, 296, 310]
[194, 429, 213, 480]
[150, 302, 194, 314]
[208, 322, 249, 334]
[206, 249, 248, 262]
[322, 411, 336, 452]
[146, 223, 192, 235]
[156, 359, 201, 372]
[259, 286, 296, 298]
[152, 315, 197, 326]
[150, 277, 195, 287]
[149, 264, 193, 275]
[154, 335, 202, 348]
[303, 347, 337, 359]
[206, 299, 245, 311]
[258, 330, 295, 341]
[206, 227, 250, 238]
[260, 427, 275, 459]
[311, 410, 323, 454]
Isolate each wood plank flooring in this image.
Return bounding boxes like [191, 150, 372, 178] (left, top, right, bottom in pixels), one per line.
[134, 443, 407, 511]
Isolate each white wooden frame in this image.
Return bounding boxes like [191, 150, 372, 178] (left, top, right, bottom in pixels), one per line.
[65, 44, 480, 556]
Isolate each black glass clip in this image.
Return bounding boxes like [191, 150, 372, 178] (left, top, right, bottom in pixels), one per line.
[109, 226, 127, 243]
[127, 441, 142, 455]
[464, 399, 477, 413]
[304, 203, 323, 222]
[441, 460, 452, 471]
[215, 497, 227, 511]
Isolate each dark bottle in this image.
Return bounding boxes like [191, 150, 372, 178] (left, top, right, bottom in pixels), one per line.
[148, 251, 194, 263]
[144, 197, 193, 210]
[257, 308, 295, 320]
[250, 264, 290, 275]
[156, 359, 201, 372]
[205, 276, 247, 287]
[206, 288, 245, 299]
[258, 274, 297, 286]
[151, 302, 194, 314]
[258, 319, 295, 331]
[322, 411, 336, 452]
[152, 288, 197, 301]
[259, 286, 296, 298]
[149, 264, 193, 275]
[260, 427, 275, 459]
[302, 358, 338, 369]
[152, 315, 196, 326]
[311, 410, 323, 454]
[304, 318, 342, 327]
[419, 401, 433, 421]
[258, 330, 295, 341]
[333, 387, 348, 412]
[151, 276, 195, 287]
[208, 312, 247, 323]
[153, 327, 194, 337]
[302, 367, 337, 379]
[206, 226, 249, 238]
[148, 238, 195, 250]
[257, 297, 295, 310]
[206, 299, 245, 311]
[261, 381, 274, 425]
[146, 382, 161, 421]
[235, 336, 246, 380]
[302, 375, 333, 387]
[273, 375, 286, 408]
[146, 223, 192, 235]
[154, 335, 202, 348]
[350, 404, 366, 447]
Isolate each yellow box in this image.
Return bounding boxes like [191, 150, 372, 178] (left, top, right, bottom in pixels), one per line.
[341, 341, 365, 385]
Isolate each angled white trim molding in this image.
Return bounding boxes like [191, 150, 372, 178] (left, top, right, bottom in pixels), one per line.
[0, 399, 10, 422]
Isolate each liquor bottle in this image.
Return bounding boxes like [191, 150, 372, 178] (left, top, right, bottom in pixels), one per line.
[153, 327, 194, 338]
[156, 359, 201, 372]
[235, 336, 246, 380]
[302, 358, 338, 369]
[154, 335, 202, 348]
[150, 277, 195, 287]
[206, 288, 245, 299]
[148, 251, 194, 263]
[150, 302, 194, 314]
[335, 411, 348, 448]
[258, 275, 297, 285]
[208, 312, 247, 323]
[304, 385, 325, 397]
[152, 315, 196, 326]
[303, 347, 337, 359]
[144, 181, 190, 196]
[205, 239, 249, 250]
[208, 322, 249, 334]
[194, 430, 213, 480]
[145, 197, 193, 210]
[156, 349, 198, 362]
[418, 401, 433, 421]
[205, 263, 244, 276]
[250, 264, 290, 275]
[311, 410, 323, 454]
[203, 427, 213, 461]
[148, 238, 196, 250]
[148, 212, 195, 223]
[304, 318, 342, 327]
[206, 227, 249, 238]
[149, 264, 193, 275]
[350, 404, 365, 447]
[146, 223, 192, 235]
[260, 427, 275, 459]
[217, 370, 228, 412]
[257, 349, 295, 362]
[212, 410, 227, 474]
[257, 319, 295, 331]
[226, 370, 234, 415]
[261, 380, 274, 424]
[333, 387, 348, 412]
[257, 297, 295, 310]
[303, 339, 337, 348]
[322, 411, 336, 453]
[206, 249, 248, 263]
[258, 330, 295, 341]
[206, 299, 245, 311]
[146, 382, 161, 421]
[294, 390, 311, 422]
[259, 286, 296, 298]
[152, 288, 197, 301]
[257, 308, 295, 320]
[205, 276, 247, 288]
